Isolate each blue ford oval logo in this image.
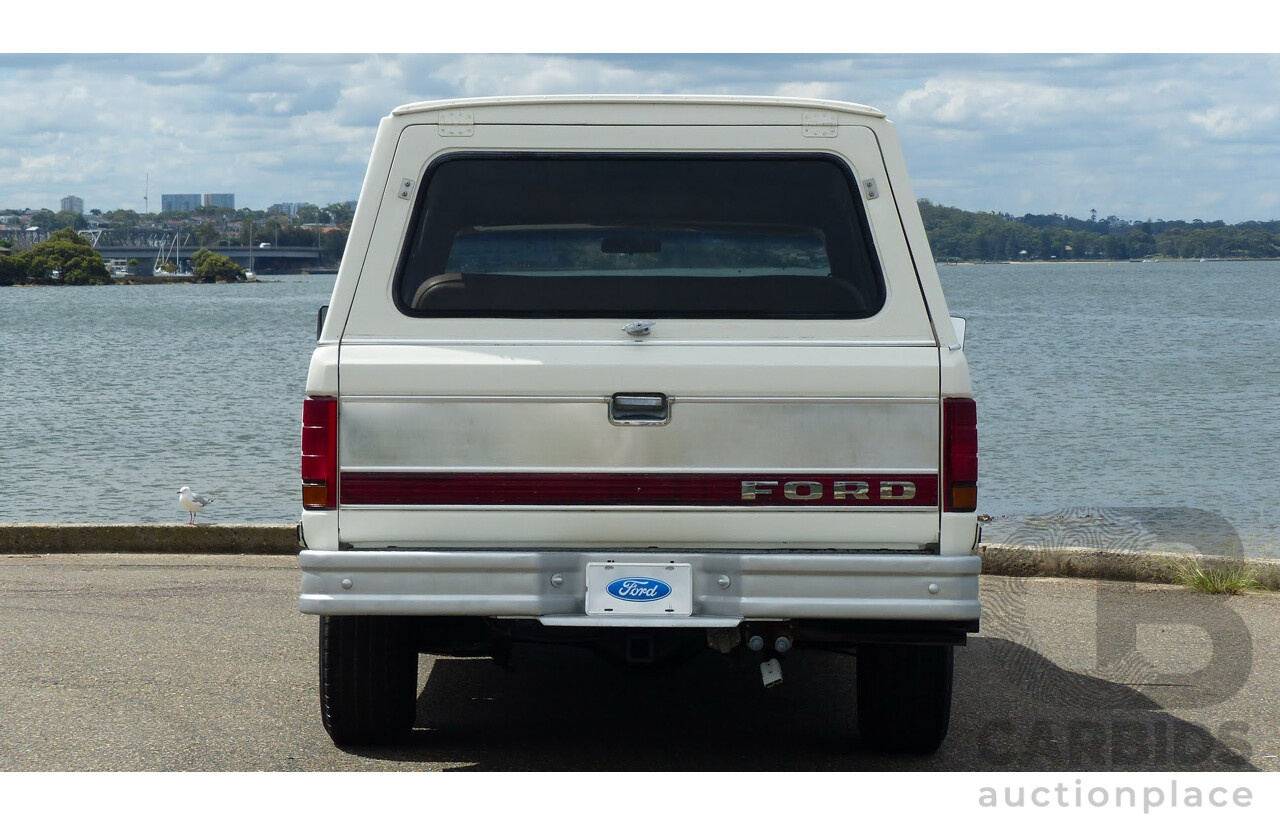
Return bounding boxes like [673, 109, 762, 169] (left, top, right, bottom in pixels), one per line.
[606, 577, 672, 602]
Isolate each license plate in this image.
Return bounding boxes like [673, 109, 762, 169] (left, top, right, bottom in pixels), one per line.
[585, 563, 693, 617]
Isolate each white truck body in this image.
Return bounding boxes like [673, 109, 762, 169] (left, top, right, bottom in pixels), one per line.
[299, 96, 979, 752]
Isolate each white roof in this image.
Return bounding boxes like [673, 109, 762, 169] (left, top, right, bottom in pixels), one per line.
[391, 94, 885, 119]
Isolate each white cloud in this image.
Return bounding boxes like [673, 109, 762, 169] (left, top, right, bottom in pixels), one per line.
[1189, 105, 1280, 140]
[773, 82, 843, 101]
[1255, 192, 1280, 214]
[428, 55, 667, 98]
[897, 78, 1075, 130]
[2, 54, 1279, 222]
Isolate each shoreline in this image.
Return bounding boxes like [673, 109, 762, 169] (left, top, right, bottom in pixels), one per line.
[2, 275, 305, 287]
[938, 257, 1280, 265]
[3, 523, 1276, 590]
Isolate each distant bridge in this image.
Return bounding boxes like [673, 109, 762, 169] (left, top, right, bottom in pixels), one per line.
[95, 245, 323, 270]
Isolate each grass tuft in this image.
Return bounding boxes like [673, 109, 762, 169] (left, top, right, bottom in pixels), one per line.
[1172, 558, 1264, 595]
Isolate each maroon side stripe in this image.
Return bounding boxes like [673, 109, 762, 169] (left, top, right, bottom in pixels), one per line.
[340, 472, 938, 507]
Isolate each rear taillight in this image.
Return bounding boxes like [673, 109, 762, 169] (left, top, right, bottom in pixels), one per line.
[943, 397, 978, 512]
[301, 396, 338, 510]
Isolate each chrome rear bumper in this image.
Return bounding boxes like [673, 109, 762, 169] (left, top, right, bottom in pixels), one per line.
[299, 549, 981, 626]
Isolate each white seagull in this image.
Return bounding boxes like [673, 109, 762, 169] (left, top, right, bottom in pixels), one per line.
[178, 486, 214, 525]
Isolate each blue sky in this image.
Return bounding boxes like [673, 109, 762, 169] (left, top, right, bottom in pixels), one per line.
[7, 8, 1277, 223]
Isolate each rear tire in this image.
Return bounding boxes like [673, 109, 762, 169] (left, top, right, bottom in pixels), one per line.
[855, 643, 954, 754]
[319, 615, 419, 746]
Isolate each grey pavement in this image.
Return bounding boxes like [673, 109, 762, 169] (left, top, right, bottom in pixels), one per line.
[0, 553, 1276, 771]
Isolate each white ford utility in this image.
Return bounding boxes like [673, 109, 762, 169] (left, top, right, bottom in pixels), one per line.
[299, 95, 979, 754]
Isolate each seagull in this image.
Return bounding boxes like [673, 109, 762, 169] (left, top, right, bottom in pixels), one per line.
[178, 486, 214, 525]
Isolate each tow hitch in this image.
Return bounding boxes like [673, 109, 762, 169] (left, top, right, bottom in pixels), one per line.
[744, 625, 794, 688]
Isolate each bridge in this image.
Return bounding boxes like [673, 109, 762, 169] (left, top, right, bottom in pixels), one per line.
[95, 245, 323, 271]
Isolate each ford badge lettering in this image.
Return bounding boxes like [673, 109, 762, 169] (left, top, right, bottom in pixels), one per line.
[740, 479, 918, 502]
[606, 577, 672, 602]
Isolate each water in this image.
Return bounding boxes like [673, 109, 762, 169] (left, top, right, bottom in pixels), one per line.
[1, 274, 333, 526]
[941, 261, 1280, 557]
[2, 263, 1277, 556]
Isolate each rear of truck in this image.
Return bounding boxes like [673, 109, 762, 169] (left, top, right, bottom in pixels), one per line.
[298, 96, 979, 753]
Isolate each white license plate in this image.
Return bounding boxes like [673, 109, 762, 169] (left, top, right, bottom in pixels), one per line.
[585, 563, 693, 617]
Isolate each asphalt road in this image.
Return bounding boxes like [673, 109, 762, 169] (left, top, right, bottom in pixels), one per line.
[1, 553, 1276, 772]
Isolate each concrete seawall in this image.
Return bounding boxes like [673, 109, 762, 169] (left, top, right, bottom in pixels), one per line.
[977, 541, 1280, 590]
[0, 524, 298, 556]
[2, 524, 1276, 590]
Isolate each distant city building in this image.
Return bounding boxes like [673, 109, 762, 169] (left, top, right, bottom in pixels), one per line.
[203, 193, 235, 209]
[162, 194, 201, 212]
[61, 195, 84, 214]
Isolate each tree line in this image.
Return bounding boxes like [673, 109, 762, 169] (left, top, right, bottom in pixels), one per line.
[0, 229, 245, 285]
[10, 202, 354, 233]
[920, 201, 1280, 261]
[2, 202, 353, 269]
[7, 200, 1280, 286]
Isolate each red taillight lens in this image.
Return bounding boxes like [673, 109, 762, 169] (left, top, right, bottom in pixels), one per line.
[301, 396, 338, 510]
[943, 397, 978, 512]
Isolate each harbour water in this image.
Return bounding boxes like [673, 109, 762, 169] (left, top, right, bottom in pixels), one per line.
[2, 262, 1276, 556]
[942, 261, 1280, 558]
[1, 275, 327, 528]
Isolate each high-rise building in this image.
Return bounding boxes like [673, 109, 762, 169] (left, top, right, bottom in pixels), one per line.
[203, 193, 235, 209]
[60, 195, 84, 214]
[161, 194, 201, 212]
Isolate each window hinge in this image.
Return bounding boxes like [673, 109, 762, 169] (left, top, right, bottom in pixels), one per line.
[439, 110, 474, 137]
[801, 111, 838, 138]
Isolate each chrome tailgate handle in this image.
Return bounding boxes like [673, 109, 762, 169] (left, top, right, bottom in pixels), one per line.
[609, 392, 670, 425]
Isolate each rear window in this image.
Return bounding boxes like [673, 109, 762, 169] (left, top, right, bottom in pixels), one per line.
[395, 154, 885, 319]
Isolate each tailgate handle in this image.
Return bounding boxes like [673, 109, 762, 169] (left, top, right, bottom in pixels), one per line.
[609, 393, 670, 425]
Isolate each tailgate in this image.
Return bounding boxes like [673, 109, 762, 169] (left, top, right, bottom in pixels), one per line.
[335, 342, 941, 550]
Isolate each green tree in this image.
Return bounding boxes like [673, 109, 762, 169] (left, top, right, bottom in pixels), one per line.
[191, 248, 245, 283]
[28, 209, 58, 232]
[325, 202, 355, 227]
[1125, 229, 1157, 258]
[0, 253, 28, 285]
[1103, 233, 1128, 259]
[194, 220, 222, 248]
[296, 204, 321, 224]
[103, 209, 142, 229]
[273, 225, 317, 246]
[321, 228, 349, 266]
[264, 217, 283, 246]
[56, 210, 87, 231]
[25, 228, 111, 284]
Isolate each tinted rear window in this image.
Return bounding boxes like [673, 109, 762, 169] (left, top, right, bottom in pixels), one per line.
[396, 154, 885, 318]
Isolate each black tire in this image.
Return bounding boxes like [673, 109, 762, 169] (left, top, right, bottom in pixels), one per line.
[855, 643, 954, 754]
[319, 615, 419, 746]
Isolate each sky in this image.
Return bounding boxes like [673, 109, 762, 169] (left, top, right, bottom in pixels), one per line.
[6, 7, 1279, 224]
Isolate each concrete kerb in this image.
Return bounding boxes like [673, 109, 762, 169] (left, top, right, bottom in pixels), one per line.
[0, 524, 299, 556]
[2, 525, 1277, 591]
[977, 541, 1280, 591]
